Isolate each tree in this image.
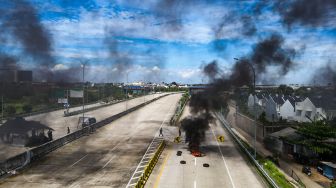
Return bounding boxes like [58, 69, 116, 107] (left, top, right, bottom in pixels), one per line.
[22, 104, 33, 113]
[277, 84, 294, 95]
[5, 105, 16, 116]
[295, 121, 336, 155]
[258, 111, 268, 124]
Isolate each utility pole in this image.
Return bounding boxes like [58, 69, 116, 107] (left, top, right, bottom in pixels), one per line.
[125, 72, 129, 111]
[1, 80, 3, 124]
[82, 63, 85, 122]
[0, 68, 9, 125]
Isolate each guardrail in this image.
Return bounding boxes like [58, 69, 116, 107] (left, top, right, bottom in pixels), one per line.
[169, 93, 189, 126]
[0, 94, 171, 180]
[135, 140, 165, 188]
[64, 94, 159, 117]
[215, 112, 280, 188]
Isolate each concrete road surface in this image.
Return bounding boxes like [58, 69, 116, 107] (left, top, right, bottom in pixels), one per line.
[146, 105, 266, 188]
[0, 93, 166, 161]
[0, 93, 181, 188]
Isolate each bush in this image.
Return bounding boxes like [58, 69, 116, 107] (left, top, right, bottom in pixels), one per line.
[22, 104, 33, 113]
[5, 105, 16, 115]
[259, 159, 294, 188]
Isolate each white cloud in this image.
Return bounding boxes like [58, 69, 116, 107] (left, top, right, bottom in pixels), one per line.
[51, 64, 69, 71]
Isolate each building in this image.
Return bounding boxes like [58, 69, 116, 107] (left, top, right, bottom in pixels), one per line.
[0, 117, 53, 147]
[247, 93, 265, 116]
[247, 92, 330, 122]
[294, 97, 326, 122]
[0, 70, 32, 82]
[319, 161, 336, 180]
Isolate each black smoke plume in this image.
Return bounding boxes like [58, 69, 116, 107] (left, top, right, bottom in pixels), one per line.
[1, 0, 55, 81]
[104, 30, 134, 82]
[275, 0, 336, 28]
[312, 62, 336, 86]
[181, 114, 212, 150]
[0, 0, 84, 82]
[181, 33, 298, 151]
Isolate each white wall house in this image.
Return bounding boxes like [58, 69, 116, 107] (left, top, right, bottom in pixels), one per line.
[279, 99, 295, 121]
[265, 96, 279, 121]
[247, 94, 265, 116]
[294, 97, 326, 122]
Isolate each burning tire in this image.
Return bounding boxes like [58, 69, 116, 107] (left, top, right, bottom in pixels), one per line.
[180, 160, 186, 164]
[203, 163, 210, 167]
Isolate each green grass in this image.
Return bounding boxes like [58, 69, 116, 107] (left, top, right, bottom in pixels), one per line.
[259, 159, 295, 188]
[228, 123, 295, 188]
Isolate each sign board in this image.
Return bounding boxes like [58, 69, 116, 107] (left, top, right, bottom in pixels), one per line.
[58, 98, 68, 104]
[70, 90, 83, 98]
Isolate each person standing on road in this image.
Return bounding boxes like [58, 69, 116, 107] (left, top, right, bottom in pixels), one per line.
[159, 127, 163, 137]
[178, 128, 181, 137]
[67, 127, 70, 134]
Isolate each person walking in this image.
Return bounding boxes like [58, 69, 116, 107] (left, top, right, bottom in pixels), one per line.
[159, 127, 163, 137]
[67, 127, 70, 134]
[179, 128, 181, 137]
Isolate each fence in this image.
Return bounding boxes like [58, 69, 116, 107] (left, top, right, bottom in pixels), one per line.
[0, 94, 170, 180]
[64, 94, 155, 117]
[169, 95, 188, 126]
[234, 112, 288, 141]
[135, 140, 165, 188]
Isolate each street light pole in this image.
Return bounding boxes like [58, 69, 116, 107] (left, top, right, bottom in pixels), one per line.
[125, 72, 129, 111]
[0, 68, 11, 124]
[234, 58, 257, 159]
[82, 64, 85, 122]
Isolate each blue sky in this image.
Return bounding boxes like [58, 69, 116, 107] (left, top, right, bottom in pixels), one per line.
[0, 0, 335, 84]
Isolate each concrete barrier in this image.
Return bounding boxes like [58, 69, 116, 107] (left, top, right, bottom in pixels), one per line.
[0, 94, 170, 180]
[135, 140, 165, 188]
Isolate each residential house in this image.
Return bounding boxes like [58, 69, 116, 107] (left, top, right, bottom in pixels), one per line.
[265, 127, 318, 161]
[265, 94, 286, 122]
[294, 97, 326, 122]
[247, 93, 266, 116]
[310, 94, 336, 120]
[247, 92, 331, 122]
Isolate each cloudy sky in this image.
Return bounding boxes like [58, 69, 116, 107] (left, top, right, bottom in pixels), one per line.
[0, 0, 335, 84]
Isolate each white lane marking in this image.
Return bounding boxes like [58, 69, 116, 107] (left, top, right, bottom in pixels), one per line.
[102, 156, 116, 169]
[194, 180, 197, 188]
[194, 158, 197, 166]
[70, 154, 88, 167]
[210, 125, 236, 188]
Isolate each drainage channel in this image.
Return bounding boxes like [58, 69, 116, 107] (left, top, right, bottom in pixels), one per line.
[126, 137, 164, 188]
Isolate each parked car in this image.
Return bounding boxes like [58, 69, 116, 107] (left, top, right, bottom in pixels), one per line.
[78, 116, 96, 128]
[317, 166, 323, 174]
[302, 166, 312, 176]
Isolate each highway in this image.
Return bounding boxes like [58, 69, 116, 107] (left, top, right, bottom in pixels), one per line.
[146, 105, 266, 188]
[0, 93, 165, 161]
[0, 93, 181, 187]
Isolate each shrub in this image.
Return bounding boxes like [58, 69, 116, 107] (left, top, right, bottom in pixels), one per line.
[22, 104, 33, 113]
[5, 105, 16, 115]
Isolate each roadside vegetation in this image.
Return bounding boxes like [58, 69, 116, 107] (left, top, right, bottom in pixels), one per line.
[170, 92, 190, 125]
[259, 159, 295, 188]
[0, 83, 125, 118]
